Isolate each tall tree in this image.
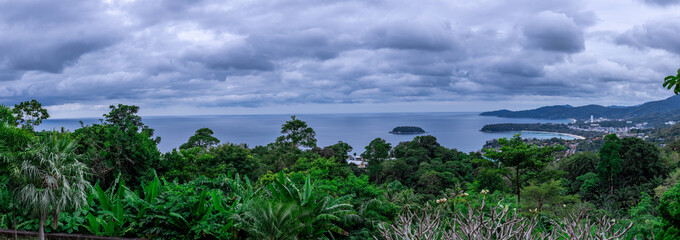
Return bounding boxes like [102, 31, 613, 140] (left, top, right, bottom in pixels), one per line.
[362, 138, 391, 182]
[597, 134, 622, 195]
[180, 128, 220, 150]
[103, 104, 143, 132]
[483, 134, 564, 206]
[12, 100, 49, 130]
[276, 116, 316, 149]
[13, 134, 91, 240]
[619, 137, 664, 187]
[73, 105, 160, 187]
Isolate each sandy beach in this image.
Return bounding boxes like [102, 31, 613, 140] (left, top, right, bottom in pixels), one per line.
[519, 130, 586, 140]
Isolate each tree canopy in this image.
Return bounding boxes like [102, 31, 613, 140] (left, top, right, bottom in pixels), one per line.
[180, 128, 220, 150]
[12, 100, 49, 129]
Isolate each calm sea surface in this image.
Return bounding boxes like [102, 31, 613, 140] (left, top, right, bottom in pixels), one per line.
[37, 112, 573, 154]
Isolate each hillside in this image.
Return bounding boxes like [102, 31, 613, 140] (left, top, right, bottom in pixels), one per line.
[481, 95, 680, 121]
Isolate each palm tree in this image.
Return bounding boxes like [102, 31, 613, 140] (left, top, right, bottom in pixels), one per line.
[13, 134, 91, 240]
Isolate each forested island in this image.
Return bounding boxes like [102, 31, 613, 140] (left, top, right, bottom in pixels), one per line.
[0, 100, 679, 240]
[389, 126, 426, 134]
[480, 123, 602, 138]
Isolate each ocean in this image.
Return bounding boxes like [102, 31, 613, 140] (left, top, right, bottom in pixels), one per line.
[37, 112, 574, 154]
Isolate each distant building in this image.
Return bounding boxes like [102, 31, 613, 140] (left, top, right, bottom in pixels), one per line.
[346, 155, 367, 168]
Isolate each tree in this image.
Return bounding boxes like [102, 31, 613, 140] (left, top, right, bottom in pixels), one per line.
[179, 128, 220, 150]
[483, 134, 564, 205]
[558, 151, 599, 194]
[597, 134, 622, 195]
[276, 116, 316, 149]
[362, 138, 391, 183]
[663, 68, 680, 94]
[104, 104, 142, 132]
[619, 137, 664, 187]
[73, 105, 161, 187]
[328, 141, 353, 162]
[13, 134, 91, 240]
[208, 143, 262, 178]
[12, 100, 49, 130]
[314, 141, 353, 164]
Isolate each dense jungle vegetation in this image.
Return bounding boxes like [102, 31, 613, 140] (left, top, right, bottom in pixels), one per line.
[0, 101, 679, 240]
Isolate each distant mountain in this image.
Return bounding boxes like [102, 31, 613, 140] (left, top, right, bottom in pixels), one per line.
[481, 95, 680, 120]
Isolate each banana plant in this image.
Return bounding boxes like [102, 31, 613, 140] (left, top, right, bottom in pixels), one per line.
[84, 178, 133, 236]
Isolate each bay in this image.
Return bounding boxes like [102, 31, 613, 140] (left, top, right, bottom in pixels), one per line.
[36, 112, 574, 154]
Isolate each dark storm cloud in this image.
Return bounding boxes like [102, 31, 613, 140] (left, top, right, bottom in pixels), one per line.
[0, 0, 676, 112]
[521, 12, 585, 53]
[0, 0, 124, 74]
[365, 22, 461, 51]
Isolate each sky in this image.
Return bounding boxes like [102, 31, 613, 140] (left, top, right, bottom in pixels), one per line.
[1, 0, 679, 118]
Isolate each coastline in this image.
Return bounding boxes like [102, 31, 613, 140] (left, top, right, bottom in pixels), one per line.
[518, 130, 586, 140]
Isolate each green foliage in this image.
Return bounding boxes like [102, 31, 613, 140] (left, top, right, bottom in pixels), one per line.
[159, 147, 212, 182]
[559, 151, 599, 194]
[655, 169, 680, 198]
[658, 182, 680, 240]
[12, 100, 49, 130]
[0, 122, 34, 176]
[0, 105, 15, 126]
[85, 179, 131, 236]
[73, 105, 161, 187]
[619, 137, 665, 187]
[576, 172, 599, 201]
[520, 180, 578, 214]
[12, 134, 91, 240]
[363, 138, 391, 182]
[598, 134, 623, 196]
[663, 68, 680, 94]
[626, 192, 662, 240]
[160, 143, 262, 183]
[2, 106, 675, 238]
[483, 134, 564, 205]
[250, 172, 358, 239]
[180, 128, 221, 150]
[314, 141, 352, 164]
[207, 143, 262, 179]
[276, 115, 316, 149]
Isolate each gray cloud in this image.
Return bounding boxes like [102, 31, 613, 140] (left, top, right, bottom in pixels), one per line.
[641, 0, 680, 6]
[616, 20, 680, 55]
[0, 1, 125, 74]
[522, 11, 585, 53]
[0, 0, 677, 114]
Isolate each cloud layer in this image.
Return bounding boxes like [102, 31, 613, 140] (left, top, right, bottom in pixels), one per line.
[0, 0, 679, 116]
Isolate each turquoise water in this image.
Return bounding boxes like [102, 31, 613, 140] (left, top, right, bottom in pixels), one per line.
[37, 112, 574, 153]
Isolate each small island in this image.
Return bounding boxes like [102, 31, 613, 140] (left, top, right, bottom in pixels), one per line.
[390, 126, 426, 134]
